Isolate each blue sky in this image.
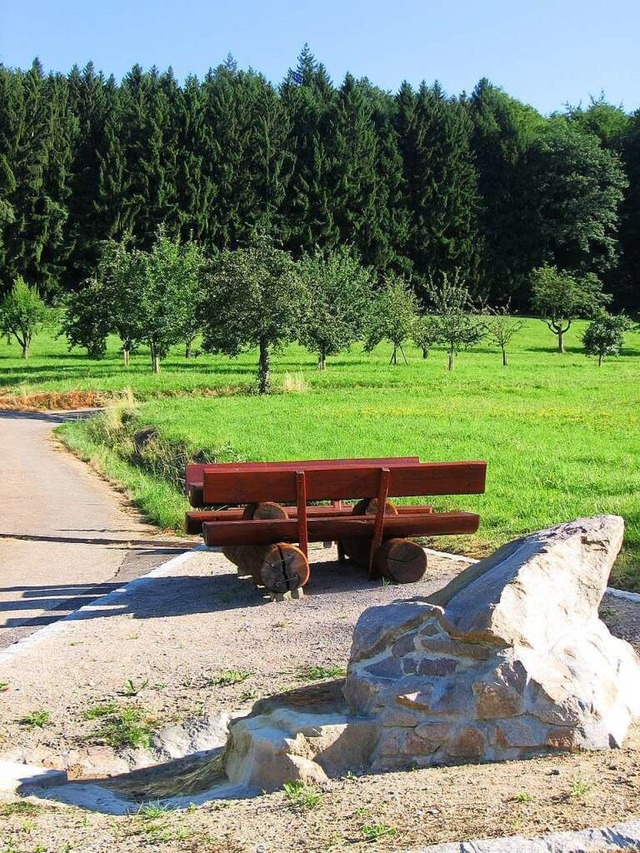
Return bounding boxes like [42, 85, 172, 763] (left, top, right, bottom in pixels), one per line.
[3, 0, 639, 114]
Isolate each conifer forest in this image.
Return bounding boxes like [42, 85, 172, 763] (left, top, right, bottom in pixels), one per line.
[1, 48, 639, 312]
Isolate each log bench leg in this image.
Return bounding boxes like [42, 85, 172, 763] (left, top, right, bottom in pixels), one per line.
[339, 536, 427, 583]
[222, 541, 310, 595]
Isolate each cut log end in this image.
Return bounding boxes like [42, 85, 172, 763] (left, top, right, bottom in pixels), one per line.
[259, 543, 310, 593]
[375, 538, 427, 584]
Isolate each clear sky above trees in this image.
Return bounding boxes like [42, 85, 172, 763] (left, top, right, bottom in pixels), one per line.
[3, 0, 639, 114]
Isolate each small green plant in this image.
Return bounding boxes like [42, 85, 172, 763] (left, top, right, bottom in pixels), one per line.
[138, 801, 174, 819]
[283, 780, 322, 810]
[83, 701, 119, 720]
[122, 677, 149, 696]
[210, 669, 251, 687]
[514, 792, 532, 803]
[94, 707, 153, 750]
[0, 681, 9, 692]
[239, 689, 258, 702]
[20, 710, 51, 728]
[296, 664, 346, 681]
[0, 801, 42, 817]
[570, 774, 592, 798]
[361, 822, 398, 842]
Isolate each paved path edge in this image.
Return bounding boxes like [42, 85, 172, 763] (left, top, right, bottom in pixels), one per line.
[0, 544, 213, 665]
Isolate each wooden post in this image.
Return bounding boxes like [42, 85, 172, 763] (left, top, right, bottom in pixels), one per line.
[295, 470, 308, 557]
[369, 468, 391, 576]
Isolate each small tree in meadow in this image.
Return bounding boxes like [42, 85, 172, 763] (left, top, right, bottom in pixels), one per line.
[582, 312, 634, 365]
[412, 314, 440, 359]
[92, 232, 205, 373]
[62, 276, 113, 359]
[485, 303, 525, 366]
[199, 233, 310, 393]
[530, 264, 610, 353]
[364, 274, 419, 365]
[299, 246, 371, 369]
[425, 269, 484, 370]
[0, 276, 49, 358]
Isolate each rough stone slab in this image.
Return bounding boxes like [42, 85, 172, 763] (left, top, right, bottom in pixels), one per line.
[0, 761, 67, 792]
[344, 516, 640, 770]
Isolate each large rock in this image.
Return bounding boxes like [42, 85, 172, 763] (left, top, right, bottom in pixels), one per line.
[345, 515, 640, 769]
[222, 517, 640, 788]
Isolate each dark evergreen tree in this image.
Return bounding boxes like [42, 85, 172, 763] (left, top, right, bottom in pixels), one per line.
[0, 61, 74, 296]
[280, 46, 339, 254]
[469, 79, 545, 305]
[395, 82, 480, 297]
[618, 111, 640, 311]
[64, 62, 114, 288]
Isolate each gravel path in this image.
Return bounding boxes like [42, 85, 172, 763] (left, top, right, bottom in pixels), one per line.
[0, 409, 191, 649]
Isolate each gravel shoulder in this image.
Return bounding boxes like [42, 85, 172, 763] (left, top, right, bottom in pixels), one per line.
[1, 545, 639, 853]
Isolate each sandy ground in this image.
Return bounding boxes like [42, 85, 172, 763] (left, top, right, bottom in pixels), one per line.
[1, 546, 639, 853]
[0, 409, 190, 649]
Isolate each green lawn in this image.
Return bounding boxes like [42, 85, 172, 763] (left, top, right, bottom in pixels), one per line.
[3, 321, 639, 589]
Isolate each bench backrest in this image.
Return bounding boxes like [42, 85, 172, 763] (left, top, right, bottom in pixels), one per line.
[202, 461, 486, 505]
[186, 456, 419, 492]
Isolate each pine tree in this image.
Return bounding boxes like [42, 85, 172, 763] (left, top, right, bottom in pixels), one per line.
[469, 79, 545, 305]
[0, 61, 73, 296]
[280, 46, 339, 254]
[395, 82, 480, 297]
[618, 111, 640, 311]
[64, 63, 113, 288]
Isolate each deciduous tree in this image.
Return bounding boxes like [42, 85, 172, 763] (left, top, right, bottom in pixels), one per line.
[484, 303, 525, 366]
[530, 264, 610, 353]
[364, 274, 418, 365]
[582, 311, 634, 365]
[0, 275, 49, 358]
[299, 245, 371, 369]
[425, 269, 485, 370]
[199, 233, 309, 393]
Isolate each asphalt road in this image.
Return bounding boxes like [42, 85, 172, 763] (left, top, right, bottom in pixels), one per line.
[0, 409, 191, 649]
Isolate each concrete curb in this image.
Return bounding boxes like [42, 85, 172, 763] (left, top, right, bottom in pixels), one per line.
[407, 817, 640, 852]
[0, 544, 212, 664]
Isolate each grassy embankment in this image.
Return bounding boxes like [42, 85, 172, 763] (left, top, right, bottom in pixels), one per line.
[1, 320, 639, 589]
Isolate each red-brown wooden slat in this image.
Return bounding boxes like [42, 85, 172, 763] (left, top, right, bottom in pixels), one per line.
[185, 503, 435, 534]
[202, 462, 486, 506]
[202, 511, 480, 547]
[186, 456, 420, 494]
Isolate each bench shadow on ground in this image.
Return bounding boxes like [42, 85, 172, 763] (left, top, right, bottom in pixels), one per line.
[1, 556, 395, 629]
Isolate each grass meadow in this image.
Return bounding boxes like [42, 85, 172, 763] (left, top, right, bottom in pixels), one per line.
[2, 319, 639, 589]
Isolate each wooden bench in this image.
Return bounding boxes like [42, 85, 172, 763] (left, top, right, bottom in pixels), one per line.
[186, 458, 486, 597]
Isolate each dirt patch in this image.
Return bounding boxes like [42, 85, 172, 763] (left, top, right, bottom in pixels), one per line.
[1, 548, 639, 852]
[0, 390, 106, 410]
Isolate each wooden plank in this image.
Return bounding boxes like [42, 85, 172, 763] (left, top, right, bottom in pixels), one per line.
[186, 456, 420, 492]
[186, 503, 434, 534]
[202, 461, 486, 506]
[202, 511, 480, 547]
